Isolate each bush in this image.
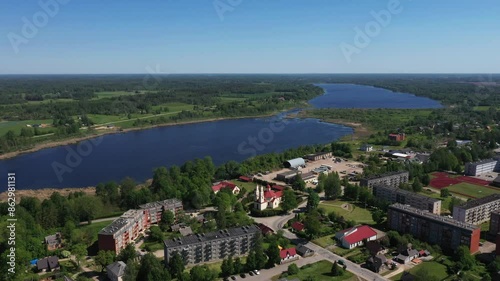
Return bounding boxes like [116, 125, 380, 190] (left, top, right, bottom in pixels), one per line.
[287, 264, 299, 275]
[250, 209, 284, 217]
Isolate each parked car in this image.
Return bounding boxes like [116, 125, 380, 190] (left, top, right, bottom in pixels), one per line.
[249, 271, 254, 276]
[240, 273, 246, 278]
[230, 276, 237, 280]
[338, 259, 345, 265]
[253, 270, 260, 275]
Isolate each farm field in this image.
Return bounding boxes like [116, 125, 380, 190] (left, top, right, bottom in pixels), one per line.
[0, 119, 53, 135]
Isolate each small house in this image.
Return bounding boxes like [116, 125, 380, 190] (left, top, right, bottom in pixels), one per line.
[279, 248, 299, 264]
[107, 261, 127, 281]
[296, 244, 314, 257]
[291, 221, 305, 232]
[335, 225, 377, 249]
[37, 256, 60, 272]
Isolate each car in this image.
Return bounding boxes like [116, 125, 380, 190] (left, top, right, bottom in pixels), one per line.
[249, 271, 254, 276]
[337, 259, 345, 265]
[253, 270, 260, 275]
[230, 276, 237, 280]
[240, 273, 246, 278]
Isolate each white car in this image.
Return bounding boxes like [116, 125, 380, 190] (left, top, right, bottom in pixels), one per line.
[253, 270, 260, 275]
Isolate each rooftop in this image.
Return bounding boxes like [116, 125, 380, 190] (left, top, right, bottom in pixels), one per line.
[389, 203, 478, 231]
[363, 170, 409, 180]
[456, 194, 500, 210]
[277, 170, 298, 176]
[279, 247, 297, 259]
[337, 225, 377, 244]
[164, 225, 260, 248]
[374, 185, 441, 204]
[106, 261, 127, 277]
[466, 158, 499, 166]
[139, 198, 182, 210]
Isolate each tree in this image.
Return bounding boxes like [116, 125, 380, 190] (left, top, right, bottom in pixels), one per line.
[371, 210, 386, 224]
[306, 191, 320, 212]
[449, 197, 464, 214]
[161, 210, 175, 231]
[412, 178, 423, 193]
[138, 253, 170, 281]
[287, 263, 299, 275]
[324, 172, 342, 200]
[292, 174, 306, 191]
[304, 212, 322, 239]
[168, 252, 185, 279]
[421, 173, 431, 186]
[254, 236, 267, 269]
[266, 241, 281, 268]
[221, 256, 234, 277]
[72, 243, 87, 267]
[234, 257, 243, 274]
[123, 260, 139, 281]
[331, 261, 343, 276]
[149, 225, 164, 243]
[117, 243, 137, 263]
[246, 250, 257, 271]
[440, 188, 451, 198]
[190, 265, 217, 281]
[95, 250, 115, 272]
[281, 189, 298, 213]
[454, 246, 475, 270]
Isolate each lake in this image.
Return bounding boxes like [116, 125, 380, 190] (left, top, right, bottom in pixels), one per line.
[0, 83, 442, 190]
[310, 83, 443, 108]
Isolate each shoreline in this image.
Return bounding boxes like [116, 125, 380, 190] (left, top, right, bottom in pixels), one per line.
[0, 114, 278, 160]
[297, 111, 371, 140]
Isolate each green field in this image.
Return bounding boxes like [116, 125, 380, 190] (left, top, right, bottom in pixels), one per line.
[448, 182, 500, 198]
[312, 235, 336, 248]
[0, 119, 54, 135]
[318, 200, 375, 224]
[390, 261, 450, 280]
[272, 260, 355, 281]
[94, 91, 140, 99]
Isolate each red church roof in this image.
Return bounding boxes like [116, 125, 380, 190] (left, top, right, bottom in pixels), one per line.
[279, 248, 297, 259]
[291, 221, 305, 232]
[341, 225, 377, 245]
[211, 181, 238, 192]
[263, 186, 283, 199]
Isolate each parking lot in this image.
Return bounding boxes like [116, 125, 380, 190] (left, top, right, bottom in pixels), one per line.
[256, 156, 365, 186]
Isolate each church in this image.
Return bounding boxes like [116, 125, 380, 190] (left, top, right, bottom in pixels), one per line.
[254, 185, 283, 210]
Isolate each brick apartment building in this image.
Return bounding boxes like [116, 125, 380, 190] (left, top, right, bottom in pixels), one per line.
[373, 185, 442, 214]
[453, 194, 500, 225]
[388, 203, 480, 253]
[388, 133, 406, 142]
[99, 199, 183, 254]
[360, 171, 410, 191]
[164, 225, 260, 265]
[139, 198, 183, 225]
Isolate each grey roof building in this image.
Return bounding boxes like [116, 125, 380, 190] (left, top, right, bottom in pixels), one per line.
[164, 225, 260, 265]
[37, 256, 59, 272]
[283, 158, 305, 169]
[107, 261, 127, 281]
[360, 171, 409, 191]
[489, 210, 500, 236]
[464, 158, 500, 176]
[453, 194, 500, 225]
[373, 185, 442, 214]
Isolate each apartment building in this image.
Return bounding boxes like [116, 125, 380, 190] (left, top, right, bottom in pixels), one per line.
[373, 185, 442, 214]
[489, 210, 500, 236]
[388, 203, 480, 253]
[360, 171, 409, 191]
[99, 199, 184, 254]
[464, 158, 500, 176]
[139, 198, 183, 224]
[164, 225, 260, 265]
[98, 210, 148, 254]
[453, 194, 500, 225]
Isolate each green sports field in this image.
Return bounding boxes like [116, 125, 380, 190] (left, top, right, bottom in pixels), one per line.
[447, 182, 500, 198]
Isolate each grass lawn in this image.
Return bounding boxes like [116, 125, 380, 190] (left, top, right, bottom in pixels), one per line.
[234, 180, 258, 193]
[418, 190, 453, 214]
[448, 182, 500, 198]
[272, 260, 356, 281]
[312, 235, 336, 248]
[0, 119, 53, 135]
[390, 261, 450, 281]
[318, 200, 375, 224]
[93, 91, 139, 99]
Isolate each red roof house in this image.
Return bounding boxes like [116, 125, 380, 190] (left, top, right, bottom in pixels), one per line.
[335, 225, 377, 249]
[211, 181, 240, 195]
[239, 176, 253, 182]
[257, 223, 274, 236]
[291, 221, 305, 232]
[279, 247, 299, 264]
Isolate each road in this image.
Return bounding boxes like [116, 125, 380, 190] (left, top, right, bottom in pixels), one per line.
[281, 229, 388, 281]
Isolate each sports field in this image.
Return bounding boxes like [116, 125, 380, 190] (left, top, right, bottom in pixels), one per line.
[430, 172, 500, 198]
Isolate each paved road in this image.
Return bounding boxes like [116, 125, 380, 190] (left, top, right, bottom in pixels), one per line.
[281, 229, 388, 281]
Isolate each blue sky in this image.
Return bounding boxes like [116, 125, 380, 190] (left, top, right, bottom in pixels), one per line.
[1, 0, 499, 74]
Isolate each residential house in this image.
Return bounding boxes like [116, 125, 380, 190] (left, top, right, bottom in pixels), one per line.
[37, 256, 60, 272]
[279, 248, 299, 264]
[45, 232, 63, 251]
[296, 244, 314, 257]
[211, 181, 241, 195]
[291, 221, 305, 232]
[107, 261, 127, 281]
[238, 176, 253, 182]
[335, 225, 377, 249]
[366, 254, 387, 273]
[365, 241, 387, 256]
[360, 144, 374, 152]
[257, 223, 274, 236]
[395, 247, 419, 264]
